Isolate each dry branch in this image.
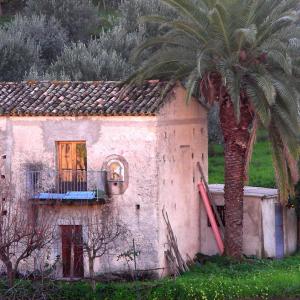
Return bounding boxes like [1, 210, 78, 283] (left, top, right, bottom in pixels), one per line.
[162, 208, 189, 275]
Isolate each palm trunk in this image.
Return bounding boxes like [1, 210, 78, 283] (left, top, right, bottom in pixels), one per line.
[219, 97, 253, 258]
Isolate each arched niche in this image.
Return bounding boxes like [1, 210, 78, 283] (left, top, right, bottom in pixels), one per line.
[107, 159, 125, 182]
[102, 155, 129, 195]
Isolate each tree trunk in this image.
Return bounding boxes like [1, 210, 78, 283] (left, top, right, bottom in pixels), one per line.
[297, 217, 300, 251]
[219, 97, 253, 259]
[88, 257, 96, 291]
[70, 235, 74, 279]
[0, 3, 3, 16]
[5, 261, 15, 288]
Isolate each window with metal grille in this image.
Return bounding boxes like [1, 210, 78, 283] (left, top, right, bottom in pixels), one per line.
[207, 205, 225, 227]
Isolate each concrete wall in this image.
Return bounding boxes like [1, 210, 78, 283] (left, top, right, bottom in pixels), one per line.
[202, 190, 265, 257]
[206, 186, 298, 258]
[283, 206, 298, 255]
[243, 196, 262, 257]
[261, 198, 276, 258]
[0, 84, 208, 277]
[156, 84, 208, 273]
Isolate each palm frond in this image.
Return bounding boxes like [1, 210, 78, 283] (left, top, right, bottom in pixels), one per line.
[267, 50, 292, 75]
[245, 84, 271, 127]
[162, 0, 209, 27]
[244, 117, 258, 180]
[209, 3, 231, 54]
[184, 68, 199, 103]
[235, 24, 257, 51]
[125, 0, 300, 199]
[268, 121, 297, 203]
[251, 73, 276, 106]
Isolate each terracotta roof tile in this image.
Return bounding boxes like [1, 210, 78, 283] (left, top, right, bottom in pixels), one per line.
[0, 81, 173, 117]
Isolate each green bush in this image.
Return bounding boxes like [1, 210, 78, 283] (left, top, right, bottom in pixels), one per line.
[117, 0, 176, 37]
[6, 14, 68, 64]
[0, 28, 40, 81]
[0, 0, 26, 15]
[97, 25, 143, 63]
[92, 0, 121, 10]
[24, 64, 71, 81]
[24, 0, 100, 41]
[50, 39, 132, 81]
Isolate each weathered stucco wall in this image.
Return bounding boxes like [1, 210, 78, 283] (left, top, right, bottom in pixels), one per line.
[0, 114, 161, 275]
[156, 84, 208, 273]
[0, 84, 209, 277]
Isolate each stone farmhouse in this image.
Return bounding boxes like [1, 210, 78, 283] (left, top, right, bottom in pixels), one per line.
[0, 81, 207, 278]
[0, 81, 297, 279]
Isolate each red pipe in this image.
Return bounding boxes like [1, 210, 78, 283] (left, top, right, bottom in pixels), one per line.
[198, 182, 224, 254]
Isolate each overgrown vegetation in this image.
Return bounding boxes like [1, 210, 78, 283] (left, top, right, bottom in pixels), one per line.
[24, 0, 100, 42]
[0, 0, 175, 81]
[0, 254, 299, 299]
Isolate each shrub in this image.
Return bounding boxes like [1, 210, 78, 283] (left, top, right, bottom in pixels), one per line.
[50, 39, 132, 81]
[6, 14, 68, 64]
[24, 65, 70, 81]
[90, 0, 177, 79]
[0, 29, 40, 81]
[0, 0, 26, 16]
[93, 0, 121, 10]
[98, 25, 143, 62]
[117, 0, 176, 37]
[24, 0, 100, 41]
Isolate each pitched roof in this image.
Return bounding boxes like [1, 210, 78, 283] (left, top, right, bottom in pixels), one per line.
[0, 81, 173, 117]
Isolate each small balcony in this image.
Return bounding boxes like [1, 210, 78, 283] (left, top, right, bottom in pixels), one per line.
[26, 170, 108, 204]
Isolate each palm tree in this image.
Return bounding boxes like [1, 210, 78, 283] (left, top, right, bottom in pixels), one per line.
[127, 0, 300, 258]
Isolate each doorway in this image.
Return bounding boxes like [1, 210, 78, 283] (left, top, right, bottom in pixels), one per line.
[61, 225, 84, 278]
[275, 204, 284, 259]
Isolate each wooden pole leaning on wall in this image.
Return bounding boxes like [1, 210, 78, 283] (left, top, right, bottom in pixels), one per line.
[162, 208, 189, 276]
[196, 162, 225, 236]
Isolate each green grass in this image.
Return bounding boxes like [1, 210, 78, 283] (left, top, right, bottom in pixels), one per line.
[209, 138, 276, 188]
[1, 254, 299, 300]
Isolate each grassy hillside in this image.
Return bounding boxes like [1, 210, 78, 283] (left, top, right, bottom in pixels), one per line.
[209, 138, 276, 188]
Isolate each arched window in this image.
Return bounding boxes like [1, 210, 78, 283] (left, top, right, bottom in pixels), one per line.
[107, 160, 125, 182]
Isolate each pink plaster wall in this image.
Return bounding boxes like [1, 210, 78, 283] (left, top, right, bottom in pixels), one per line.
[0, 83, 208, 277]
[155, 84, 208, 274]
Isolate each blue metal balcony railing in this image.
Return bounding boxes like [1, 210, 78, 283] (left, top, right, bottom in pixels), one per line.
[26, 170, 108, 202]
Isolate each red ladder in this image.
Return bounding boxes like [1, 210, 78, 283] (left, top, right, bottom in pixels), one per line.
[197, 162, 224, 254]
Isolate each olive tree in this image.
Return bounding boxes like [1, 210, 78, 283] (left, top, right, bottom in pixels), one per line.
[6, 14, 68, 64]
[50, 40, 132, 81]
[0, 29, 40, 81]
[24, 0, 100, 41]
